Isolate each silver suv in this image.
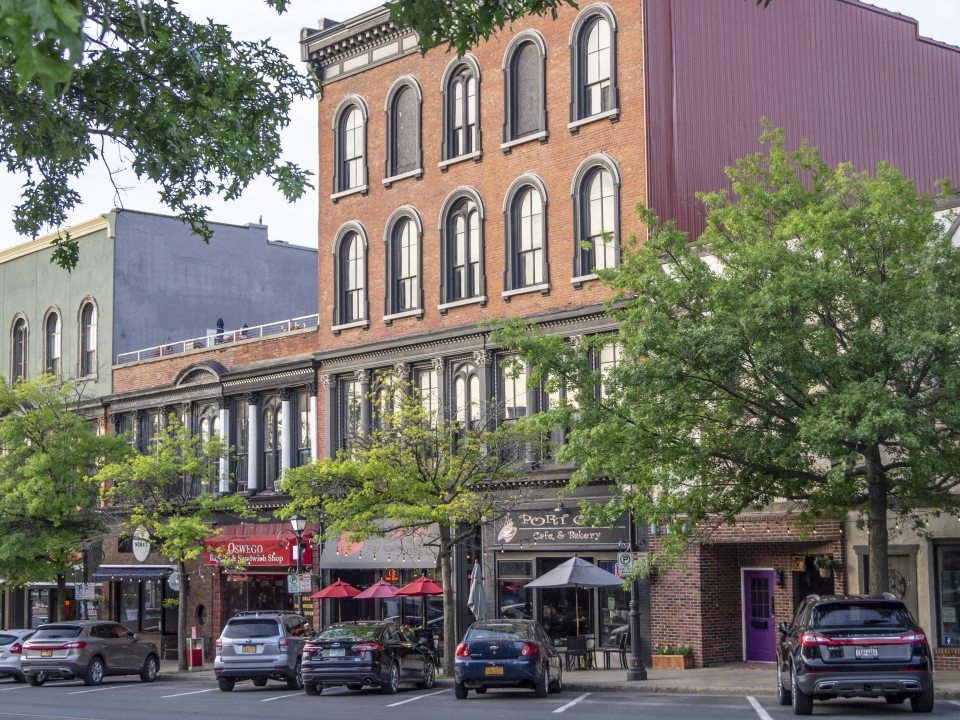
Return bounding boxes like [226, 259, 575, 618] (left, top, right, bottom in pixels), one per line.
[215, 611, 310, 691]
[21, 621, 159, 686]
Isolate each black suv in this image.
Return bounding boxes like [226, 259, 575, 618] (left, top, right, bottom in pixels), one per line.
[777, 594, 934, 715]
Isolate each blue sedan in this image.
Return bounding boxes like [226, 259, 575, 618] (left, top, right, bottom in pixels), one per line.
[454, 620, 563, 699]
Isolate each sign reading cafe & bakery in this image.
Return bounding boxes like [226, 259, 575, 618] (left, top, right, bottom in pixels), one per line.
[493, 509, 628, 549]
[202, 534, 313, 567]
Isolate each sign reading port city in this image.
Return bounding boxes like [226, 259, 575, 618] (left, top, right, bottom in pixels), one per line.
[493, 509, 628, 549]
[202, 534, 313, 567]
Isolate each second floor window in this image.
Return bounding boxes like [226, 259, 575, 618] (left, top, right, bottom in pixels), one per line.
[572, 155, 621, 279]
[262, 396, 282, 492]
[335, 229, 367, 327]
[415, 367, 439, 426]
[387, 214, 421, 315]
[79, 300, 97, 377]
[442, 194, 484, 304]
[505, 177, 548, 292]
[340, 378, 363, 450]
[297, 391, 311, 466]
[44, 310, 61, 376]
[453, 363, 481, 427]
[11, 317, 27, 381]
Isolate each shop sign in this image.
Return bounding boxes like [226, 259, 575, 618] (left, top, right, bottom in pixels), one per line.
[203, 535, 313, 567]
[286, 573, 312, 594]
[132, 527, 151, 562]
[384, 568, 400, 583]
[493, 509, 629, 548]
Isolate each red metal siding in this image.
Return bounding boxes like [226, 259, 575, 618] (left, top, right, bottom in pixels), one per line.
[645, 0, 960, 239]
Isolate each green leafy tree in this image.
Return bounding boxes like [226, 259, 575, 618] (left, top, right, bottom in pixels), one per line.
[493, 124, 960, 595]
[1, 0, 314, 269]
[0, 375, 129, 621]
[280, 375, 536, 674]
[96, 414, 247, 671]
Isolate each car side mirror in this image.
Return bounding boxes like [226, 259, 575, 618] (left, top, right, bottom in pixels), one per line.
[129, 633, 138, 641]
[777, 622, 789, 634]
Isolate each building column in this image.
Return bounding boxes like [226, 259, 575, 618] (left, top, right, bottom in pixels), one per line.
[280, 388, 294, 473]
[321, 374, 336, 459]
[357, 369, 371, 437]
[308, 382, 319, 463]
[218, 401, 231, 493]
[246, 393, 260, 493]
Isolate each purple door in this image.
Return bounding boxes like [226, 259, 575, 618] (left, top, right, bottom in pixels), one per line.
[743, 570, 776, 662]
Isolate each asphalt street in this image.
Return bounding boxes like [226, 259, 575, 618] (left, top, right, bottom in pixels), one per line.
[0, 677, 957, 720]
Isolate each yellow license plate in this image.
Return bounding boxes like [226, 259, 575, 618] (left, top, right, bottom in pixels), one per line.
[41, 650, 52, 657]
[242, 645, 256, 654]
[484, 666, 504, 676]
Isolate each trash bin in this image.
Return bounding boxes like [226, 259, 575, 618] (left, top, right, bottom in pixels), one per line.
[187, 637, 204, 670]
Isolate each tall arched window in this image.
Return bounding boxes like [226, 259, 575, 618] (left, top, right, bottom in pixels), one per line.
[569, 4, 619, 126]
[452, 363, 481, 428]
[44, 309, 61, 376]
[571, 154, 621, 281]
[385, 208, 422, 318]
[11, 316, 28, 381]
[502, 32, 547, 145]
[441, 56, 481, 162]
[79, 300, 98, 377]
[333, 224, 369, 330]
[503, 175, 549, 294]
[332, 97, 369, 196]
[385, 77, 422, 181]
[261, 396, 282, 492]
[440, 189, 485, 307]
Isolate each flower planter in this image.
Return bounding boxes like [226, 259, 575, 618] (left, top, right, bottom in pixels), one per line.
[818, 568, 833, 579]
[652, 654, 693, 670]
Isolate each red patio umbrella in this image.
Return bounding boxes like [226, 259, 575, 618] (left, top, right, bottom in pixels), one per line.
[395, 575, 443, 629]
[354, 579, 399, 620]
[311, 578, 360, 623]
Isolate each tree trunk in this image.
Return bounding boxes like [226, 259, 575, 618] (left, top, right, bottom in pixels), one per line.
[439, 526, 456, 677]
[866, 445, 889, 594]
[55, 574, 66, 622]
[177, 559, 188, 672]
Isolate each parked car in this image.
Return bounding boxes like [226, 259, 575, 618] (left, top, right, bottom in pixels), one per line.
[777, 594, 934, 715]
[454, 619, 563, 699]
[0, 630, 34, 682]
[21, 621, 159, 686]
[214, 610, 310, 692]
[300, 620, 435, 695]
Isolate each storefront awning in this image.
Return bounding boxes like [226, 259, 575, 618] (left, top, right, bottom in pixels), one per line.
[91, 565, 175, 581]
[320, 524, 440, 570]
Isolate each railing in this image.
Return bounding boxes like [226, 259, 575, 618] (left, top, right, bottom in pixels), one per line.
[115, 314, 319, 365]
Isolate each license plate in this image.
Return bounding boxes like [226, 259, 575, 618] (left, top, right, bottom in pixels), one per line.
[327, 648, 345, 657]
[242, 645, 256, 654]
[855, 647, 878, 659]
[41, 650, 52, 658]
[484, 666, 504, 676]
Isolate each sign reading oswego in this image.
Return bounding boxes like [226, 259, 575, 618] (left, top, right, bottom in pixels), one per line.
[202, 534, 312, 567]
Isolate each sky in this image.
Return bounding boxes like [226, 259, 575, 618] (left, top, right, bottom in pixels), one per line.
[1, 0, 958, 252]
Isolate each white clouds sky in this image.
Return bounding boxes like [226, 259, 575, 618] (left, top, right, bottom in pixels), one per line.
[0, 0, 956, 251]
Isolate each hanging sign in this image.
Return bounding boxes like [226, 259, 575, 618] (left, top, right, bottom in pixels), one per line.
[132, 527, 151, 562]
[385, 568, 400, 583]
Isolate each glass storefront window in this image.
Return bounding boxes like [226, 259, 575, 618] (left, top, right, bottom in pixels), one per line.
[936, 545, 960, 646]
[497, 560, 532, 620]
[537, 557, 593, 644]
[29, 590, 50, 628]
[598, 560, 629, 647]
[117, 579, 176, 633]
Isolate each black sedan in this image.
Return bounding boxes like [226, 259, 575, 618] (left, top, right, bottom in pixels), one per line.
[454, 620, 562, 699]
[301, 621, 435, 695]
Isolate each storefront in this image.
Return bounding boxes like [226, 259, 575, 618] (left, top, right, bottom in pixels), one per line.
[90, 565, 178, 634]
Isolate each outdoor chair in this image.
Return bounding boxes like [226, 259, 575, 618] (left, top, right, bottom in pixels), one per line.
[565, 634, 593, 671]
[601, 631, 629, 670]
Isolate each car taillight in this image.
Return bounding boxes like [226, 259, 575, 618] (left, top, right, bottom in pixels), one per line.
[901, 630, 926, 644]
[799, 632, 832, 646]
[279, 637, 289, 649]
[520, 642, 538, 657]
[215, 639, 222, 651]
[352, 643, 384, 653]
[9, 643, 22, 655]
[62, 641, 87, 650]
[455, 643, 470, 657]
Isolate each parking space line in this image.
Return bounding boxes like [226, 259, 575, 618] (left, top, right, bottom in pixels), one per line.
[552, 692, 591, 714]
[747, 696, 774, 720]
[0, 685, 30, 692]
[67, 684, 138, 695]
[261, 691, 306, 702]
[162, 687, 219, 698]
[951, 700, 960, 708]
[0, 713, 106, 720]
[385, 689, 449, 707]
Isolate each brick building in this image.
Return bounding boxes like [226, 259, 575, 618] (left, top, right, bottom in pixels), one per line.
[301, 0, 960, 668]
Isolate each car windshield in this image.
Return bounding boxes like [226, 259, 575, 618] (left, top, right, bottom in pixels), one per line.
[813, 603, 913, 628]
[222, 620, 281, 639]
[467, 624, 529, 641]
[316, 625, 382, 642]
[31, 626, 82, 640]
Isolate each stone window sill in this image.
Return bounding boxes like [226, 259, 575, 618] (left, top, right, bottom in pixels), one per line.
[438, 295, 486, 312]
[501, 130, 548, 153]
[331, 319, 369, 333]
[568, 108, 620, 133]
[502, 283, 550, 299]
[330, 185, 369, 202]
[439, 150, 482, 170]
[383, 169, 423, 187]
[571, 273, 600, 287]
[383, 308, 424, 323]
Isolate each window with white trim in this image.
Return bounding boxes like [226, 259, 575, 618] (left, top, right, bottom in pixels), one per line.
[44, 310, 61, 376]
[11, 317, 27, 381]
[79, 300, 97, 377]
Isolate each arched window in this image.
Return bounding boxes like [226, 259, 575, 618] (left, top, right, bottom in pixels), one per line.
[333, 224, 369, 330]
[503, 175, 549, 294]
[79, 300, 98, 377]
[569, 4, 619, 125]
[441, 56, 481, 162]
[385, 78, 422, 181]
[261, 396, 282, 492]
[332, 97, 369, 196]
[11, 316, 28, 381]
[385, 209, 422, 317]
[502, 32, 547, 145]
[452, 363, 481, 428]
[44, 309, 61, 376]
[440, 189, 485, 307]
[571, 155, 622, 280]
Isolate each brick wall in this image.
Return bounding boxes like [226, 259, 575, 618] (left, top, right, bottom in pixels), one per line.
[934, 647, 960, 671]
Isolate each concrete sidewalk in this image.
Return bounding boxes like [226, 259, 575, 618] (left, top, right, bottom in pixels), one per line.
[160, 660, 960, 699]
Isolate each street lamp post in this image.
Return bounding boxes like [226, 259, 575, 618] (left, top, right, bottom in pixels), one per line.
[626, 510, 647, 681]
[290, 517, 307, 616]
[80, 539, 93, 621]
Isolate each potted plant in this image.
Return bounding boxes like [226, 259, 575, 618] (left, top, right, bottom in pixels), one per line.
[651, 643, 694, 669]
[814, 555, 842, 578]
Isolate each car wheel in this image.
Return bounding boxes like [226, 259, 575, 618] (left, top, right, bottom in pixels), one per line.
[886, 694, 905, 704]
[416, 661, 435, 689]
[346, 683, 363, 691]
[286, 659, 303, 690]
[454, 681, 468, 699]
[304, 682, 321, 696]
[777, 669, 791, 706]
[252, 678, 268, 687]
[25, 675, 44, 687]
[549, 666, 563, 694]
[218, 678, 236, 692]
[83, 657, 105, 687]
[909, 686, 934, 713]
[12, 674, 25, 684]
[790, 665, 812, 716]
[535, 667, 549, 698]
[140, 655, 158, 683]
[380, 661, 400, 695]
